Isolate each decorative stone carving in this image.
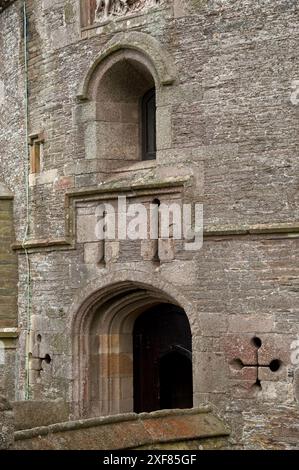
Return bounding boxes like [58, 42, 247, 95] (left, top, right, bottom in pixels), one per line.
[95, 0, 165, 22]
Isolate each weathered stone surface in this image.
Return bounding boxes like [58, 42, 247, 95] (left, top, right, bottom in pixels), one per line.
[14, 407, 229, 450]
[0, 187, 17, 326]
[0, 0, 298, 452]
[242, 406, 299, 450]
[13, 400, 71, 431]
[0, 185, 18, 400]
[0, 0, 15, 14]
[0, 393, 14, 449]
[294, 369, 299, 404]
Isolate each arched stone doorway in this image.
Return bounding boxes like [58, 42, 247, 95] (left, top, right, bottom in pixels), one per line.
[72, 281, 193, 418]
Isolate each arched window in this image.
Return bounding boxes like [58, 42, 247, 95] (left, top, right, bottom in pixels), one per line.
[90, 56, 157, 168]
[142, 88, 156, 161]
[78, 33, 177, 173]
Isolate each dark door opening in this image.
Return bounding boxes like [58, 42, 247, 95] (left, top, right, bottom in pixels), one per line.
[133, 304, 193, 413]
[159, 351, 193, 410]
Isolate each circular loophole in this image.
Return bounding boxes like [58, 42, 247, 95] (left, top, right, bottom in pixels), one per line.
[269, 359, 281, 372]
[152, 198, 161, 207]
[252, 337, 262, 349]
[44, 354, 52, 364]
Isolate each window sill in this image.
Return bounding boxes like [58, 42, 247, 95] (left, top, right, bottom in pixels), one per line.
[109, 160, 156, 175]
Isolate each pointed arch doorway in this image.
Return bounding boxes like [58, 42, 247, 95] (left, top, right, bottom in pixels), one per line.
[73, 282, 193, 418]
[133, 304, 193, 413]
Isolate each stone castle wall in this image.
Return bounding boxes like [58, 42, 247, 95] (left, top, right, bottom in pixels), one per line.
[0, 0, 298, 449]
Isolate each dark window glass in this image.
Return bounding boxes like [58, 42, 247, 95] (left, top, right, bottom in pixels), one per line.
[142, 88, 156, 161]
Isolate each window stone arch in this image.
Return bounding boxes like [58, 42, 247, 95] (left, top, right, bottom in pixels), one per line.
[77, 32, 177, 100]
[76, 32, 177, 174]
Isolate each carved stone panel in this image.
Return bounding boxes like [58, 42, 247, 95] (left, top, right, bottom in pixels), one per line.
[81, 0, 167, 27]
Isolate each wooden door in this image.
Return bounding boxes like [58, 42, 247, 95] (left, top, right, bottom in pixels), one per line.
[133, 304, 193, 413]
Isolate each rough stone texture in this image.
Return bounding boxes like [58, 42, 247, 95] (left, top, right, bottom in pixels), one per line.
[0, 0, 298, 450]
[13, 400, 71, 431]
[0, 393, 14, 449]
[0, 184, 18, 398]
[14, 407, 229, 450]
[0, 184, 17, 327]
[0, 0, 15, 14]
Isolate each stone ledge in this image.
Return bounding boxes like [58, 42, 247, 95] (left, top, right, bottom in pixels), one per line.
[0, 182, 13, 199]
[0, 328, 19, 349]
[13, 223, 299, 253]
[0, 328, 19, 339]
[14, 407, 230, 450]
[205, 222, 299, 236]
